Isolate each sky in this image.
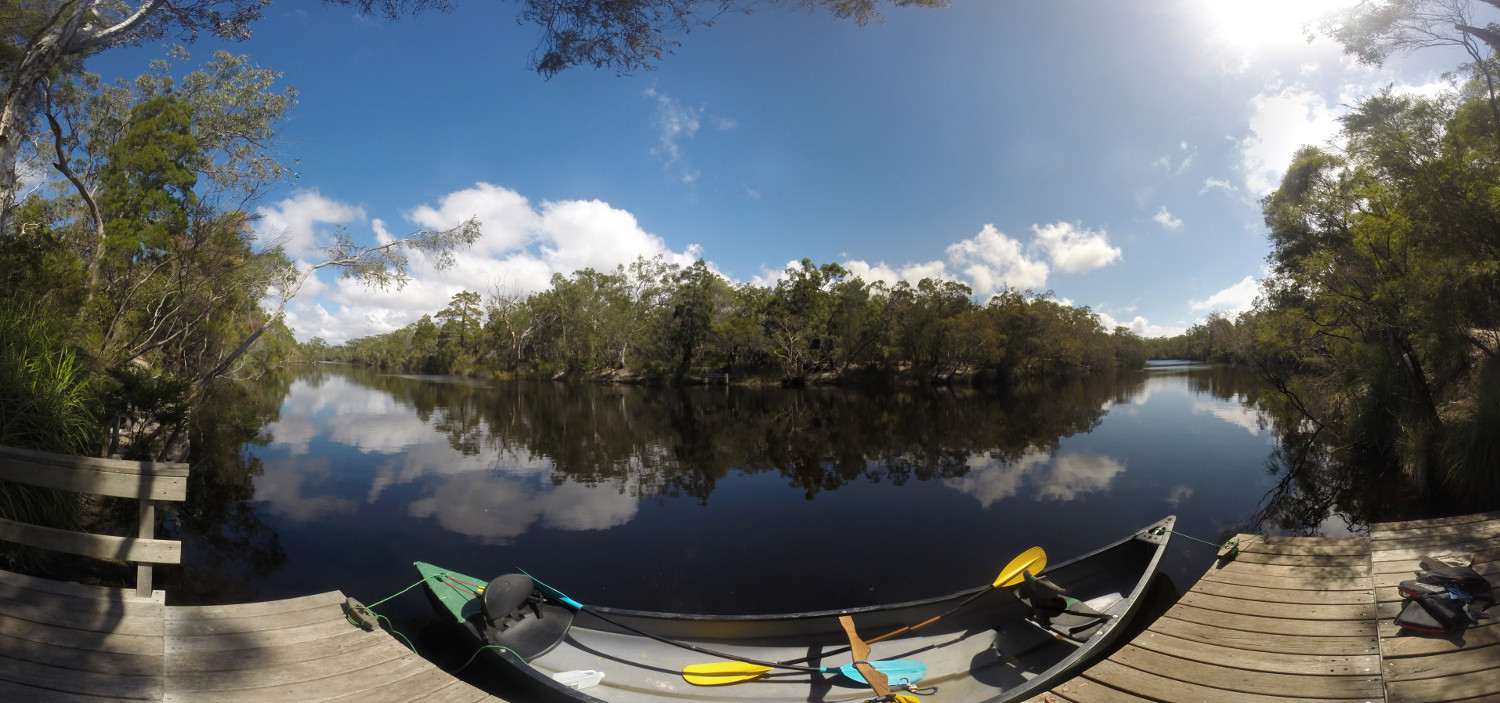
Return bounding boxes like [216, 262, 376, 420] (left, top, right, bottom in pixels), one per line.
[85, 0, 1478, 343]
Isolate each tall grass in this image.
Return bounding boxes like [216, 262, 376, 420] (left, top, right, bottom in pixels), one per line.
[1441, 357, 1500, 502]
[0, 300, 97, 569]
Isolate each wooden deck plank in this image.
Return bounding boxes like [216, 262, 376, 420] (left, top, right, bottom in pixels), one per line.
[0, 597, 166, 638]
[0, 569, 160, 604]
[1368, 519, 1500, 548]
[165, 636, 411, 692]
[1198, 567, 1373, 591]
[1229, 550, 1372, 568]
[1, 581, 165, 618]
[166, 591, 345, 620]
[1147, 615, 1379, 656]
[1166, 602, 1377, 638]
[1188, 578, 1376, 605]
[320, 668, 491, 703]
[1176, 590, 1376, 621]
[1385, 642, 1500, 680]
[1381, 622, 1500, 656]
[1212, 559, 1371, 578]
[166, 617, 367, 655]
[167, 628, 384, 672]
[1035, 677, 1150, 702]
[1369, 543, 1500, 566]
[166, 601, 349, 638]
[0, 607, 163, 653]
[1234, 537, 1372, 557]
[0, 629, 162, 676]
[1373, 510, 1500, 531]
[0, 653, 162, 700]
[1131, 629, 1381, 676]
[165, 652, 435, 702]
[1104, 643, 1384, 699]
[1385, 666, 1500, 703]
[0, 678, 146, 703]
[1076, 659, 1374, 703]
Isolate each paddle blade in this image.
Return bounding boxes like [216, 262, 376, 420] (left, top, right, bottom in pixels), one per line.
[836, 660, 927, 686]
[992, 546, 1047, 587]
[682, 663, 773, 686]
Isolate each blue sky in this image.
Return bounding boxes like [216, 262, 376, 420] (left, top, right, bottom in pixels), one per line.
[87, 1, 1473, 343]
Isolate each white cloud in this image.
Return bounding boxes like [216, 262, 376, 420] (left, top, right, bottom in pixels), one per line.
[946, 224, 1050, 297]
[644, 88, 733, 184]
[1192, 398, 1265, 435]
[253, 191, 367, 259]
[1189, 275, 1260, 316]
[944, 448, 1126, 506]
[1030, 222, 1122, 274]
[285, 183, 702, 344]
[1240, 84, 1342, 195]
[842, 259, 952, 288]
[1096, 312, 1185, 338]
[1200, 177, 1237, 195]
[1153, 205, 1182, 230]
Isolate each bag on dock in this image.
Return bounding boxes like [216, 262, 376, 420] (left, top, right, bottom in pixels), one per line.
[1394, 564, 1493, 635]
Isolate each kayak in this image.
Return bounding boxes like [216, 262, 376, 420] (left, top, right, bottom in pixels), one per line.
[417, 515, 1173, 702]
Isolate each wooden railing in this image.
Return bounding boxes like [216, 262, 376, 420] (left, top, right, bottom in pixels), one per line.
[0, 443, 188, 597]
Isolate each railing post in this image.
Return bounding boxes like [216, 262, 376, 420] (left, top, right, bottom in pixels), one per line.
[136, 499, 154, 598]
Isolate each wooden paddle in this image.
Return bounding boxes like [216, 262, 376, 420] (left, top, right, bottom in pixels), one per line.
[681, 546, 1047, 685]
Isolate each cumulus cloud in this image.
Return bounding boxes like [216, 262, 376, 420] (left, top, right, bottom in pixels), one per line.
[1096, 312, 1185, 338]
[282, 183, 703, 344]
[842, 259, 953, 288]
[1153, 205, 1182, 230]
[944, 448, 1127, 506]
[1200, 177, 1237, 195]
[254, 191, 367, 259]
[946, 225, 1050, 297]
[1240, 84, 1342, 195]
[1189, 275, 1260, 316]
[1030, 222, 1122, 274]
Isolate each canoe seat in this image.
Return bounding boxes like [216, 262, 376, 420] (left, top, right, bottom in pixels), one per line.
[1018, 572, 1115, 642]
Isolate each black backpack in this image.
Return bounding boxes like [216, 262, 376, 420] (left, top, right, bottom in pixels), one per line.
[1394, 565, 1494, 635]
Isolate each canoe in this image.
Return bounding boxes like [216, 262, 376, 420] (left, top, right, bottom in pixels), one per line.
[417, 515, 1174, 702]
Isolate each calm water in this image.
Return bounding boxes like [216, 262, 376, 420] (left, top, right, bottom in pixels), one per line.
[163, 361, 1303, 625]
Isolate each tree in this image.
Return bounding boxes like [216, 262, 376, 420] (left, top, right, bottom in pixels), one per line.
[1319, 0, 1500, 151]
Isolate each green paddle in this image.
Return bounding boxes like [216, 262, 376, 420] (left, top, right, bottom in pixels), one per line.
[680, 546, 1047, 685]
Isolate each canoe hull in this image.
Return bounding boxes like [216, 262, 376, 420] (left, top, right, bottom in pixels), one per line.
[420, 515, 1174, 702]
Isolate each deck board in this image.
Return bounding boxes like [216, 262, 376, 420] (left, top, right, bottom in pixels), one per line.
[1371, 510, 1500, 703]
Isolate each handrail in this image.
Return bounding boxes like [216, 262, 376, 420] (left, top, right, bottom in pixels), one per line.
[0, 443, 188, 597]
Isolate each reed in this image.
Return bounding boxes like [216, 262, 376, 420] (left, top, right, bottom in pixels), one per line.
[0, 300, 96, 569]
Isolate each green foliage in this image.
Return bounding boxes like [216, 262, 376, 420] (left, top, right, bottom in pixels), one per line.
[329, 256, 1147, 385]
[0, 300, 94, 568]
[1249, 85, 1500, 506]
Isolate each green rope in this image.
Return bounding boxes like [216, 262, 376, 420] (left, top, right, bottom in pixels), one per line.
[367, 573, 445, 610]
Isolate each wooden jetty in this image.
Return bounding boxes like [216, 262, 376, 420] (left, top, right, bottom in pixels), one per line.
[1028, 510, 1500, 703]
[0, 443, 500, 702]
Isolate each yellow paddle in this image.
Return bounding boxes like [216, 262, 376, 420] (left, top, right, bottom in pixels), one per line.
[681, 546, 1046, 685]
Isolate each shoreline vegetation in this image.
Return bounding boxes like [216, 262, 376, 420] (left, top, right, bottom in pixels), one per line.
[315, 259, 1149, 389]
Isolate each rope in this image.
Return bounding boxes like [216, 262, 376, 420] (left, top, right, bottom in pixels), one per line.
[1152, 526, 1268, 553]
[345, 573, 523, 677]
[366, 573, 445, 610]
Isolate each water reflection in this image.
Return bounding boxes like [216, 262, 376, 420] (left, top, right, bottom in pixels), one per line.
[946, 450, 1127, 505]
[167, 363, 1304, 611]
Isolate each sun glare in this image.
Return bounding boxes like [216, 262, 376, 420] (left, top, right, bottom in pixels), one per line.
[1201, 0, 1358, 49]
